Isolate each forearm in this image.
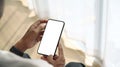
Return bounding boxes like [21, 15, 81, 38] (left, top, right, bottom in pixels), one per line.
[14, 39, 28, 52]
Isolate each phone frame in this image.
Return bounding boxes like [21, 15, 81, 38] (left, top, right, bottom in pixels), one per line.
[37, 19, 65, 56]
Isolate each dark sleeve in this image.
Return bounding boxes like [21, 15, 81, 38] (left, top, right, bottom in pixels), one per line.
[10, 46, 31, 59]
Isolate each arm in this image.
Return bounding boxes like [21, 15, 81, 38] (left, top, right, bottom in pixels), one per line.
[9, 20, 66, 67]
[10, 20, 47, 58]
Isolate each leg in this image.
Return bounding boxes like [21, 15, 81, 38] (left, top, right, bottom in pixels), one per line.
[65, 62, 85, 67]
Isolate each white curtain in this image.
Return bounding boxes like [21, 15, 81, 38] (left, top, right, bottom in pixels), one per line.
[103, 0, 120, 67]
[28, 0, 100, 64]
[27, 0, 120, 67]
[28, 0, 96, 55]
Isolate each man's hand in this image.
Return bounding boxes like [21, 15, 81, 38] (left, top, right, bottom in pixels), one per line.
[41, 44, 65, 67]
[14, 20, 47, 52]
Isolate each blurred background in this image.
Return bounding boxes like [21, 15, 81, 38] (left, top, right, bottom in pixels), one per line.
[0, 0, 120, 67]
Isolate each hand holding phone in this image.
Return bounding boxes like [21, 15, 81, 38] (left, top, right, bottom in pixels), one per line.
[38, 19, 65, 56]
[41, 44, 65, 67]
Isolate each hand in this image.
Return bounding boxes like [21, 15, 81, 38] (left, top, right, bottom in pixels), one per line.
[41, 44, 65, 67]
[14, 20, 47, 52]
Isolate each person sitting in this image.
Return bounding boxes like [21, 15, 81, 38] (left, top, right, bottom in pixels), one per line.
[0, 0, 85, 67]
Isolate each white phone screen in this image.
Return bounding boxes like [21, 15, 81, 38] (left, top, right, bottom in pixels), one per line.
[38, 19, 65, 56]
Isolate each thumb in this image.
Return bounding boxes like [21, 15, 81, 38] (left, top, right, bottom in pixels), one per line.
[47, 55, 54, 64]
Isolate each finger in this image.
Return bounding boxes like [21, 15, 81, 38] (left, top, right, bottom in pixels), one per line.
[40, 20, 48, 23]
[34, 24, 44, 33]
[33, 20, 47, 27]
[39, 20, 48, 30]
[32, 20, 47, 30]
[36, 37, 42, 42]
[31, 20, 47, 29]
[39, 30, 44, 35]
[36, 36, 42, 42]
[36, 31, 44, 41]
[31, 20, 41, 28]
[39, 23, 46, 30]
[58, 44, 64, 57]
[47, 55, 54, 64]
[41, 56, 48, 61]
[35, 23, 46, 33]
[53, 55, 59, 60]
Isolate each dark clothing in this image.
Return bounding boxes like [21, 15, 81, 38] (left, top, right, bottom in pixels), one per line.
[66, 62, 85, 67]
[10, 46, 31, 58]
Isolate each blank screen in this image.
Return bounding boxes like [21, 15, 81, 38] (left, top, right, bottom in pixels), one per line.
[38, 19, 64, 55]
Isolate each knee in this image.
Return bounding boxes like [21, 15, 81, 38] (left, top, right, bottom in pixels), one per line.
[65, 62, 85, 67]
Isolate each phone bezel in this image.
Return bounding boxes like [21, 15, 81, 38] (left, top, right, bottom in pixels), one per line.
[37, 19, 65, 56]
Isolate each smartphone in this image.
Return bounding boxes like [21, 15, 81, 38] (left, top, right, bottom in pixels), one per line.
[38, 19, 65, 56]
